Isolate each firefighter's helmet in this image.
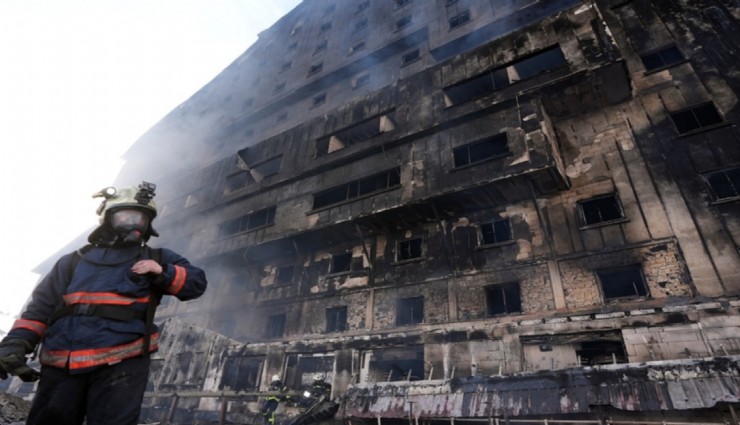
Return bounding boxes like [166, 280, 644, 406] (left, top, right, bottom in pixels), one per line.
[88, 181, 159, 244]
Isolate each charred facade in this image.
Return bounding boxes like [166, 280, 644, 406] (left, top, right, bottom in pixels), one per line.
[109, 0, 740, 423]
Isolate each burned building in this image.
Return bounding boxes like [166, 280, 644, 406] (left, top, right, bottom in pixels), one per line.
[106, 0, 740, 423]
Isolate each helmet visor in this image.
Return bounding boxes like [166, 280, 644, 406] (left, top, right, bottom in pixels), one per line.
[111, 209, 150, 228]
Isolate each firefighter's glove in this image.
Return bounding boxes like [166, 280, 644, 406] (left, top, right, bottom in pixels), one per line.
[0, 339, 39, 382]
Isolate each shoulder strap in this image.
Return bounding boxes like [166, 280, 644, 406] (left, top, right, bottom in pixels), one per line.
[143, 246, 164, 354]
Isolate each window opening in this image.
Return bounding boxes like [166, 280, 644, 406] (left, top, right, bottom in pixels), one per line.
[219, 206, 276, 237]
[397, 237, 423, 261]
[219, 356, 263, 391]
[274, 82, 286, 94]
[353, 73, 370, 88]
[401, 49, 420, 66]
[640, 45, 684, 72]
[276, 265, 294, 285]
[396, 296, 424, 326]
[325, 306, 348, 333]
[316, 113, 395, 156]
[449, 10, 470, 29]
[575, 341, 627, 366]
[395, 0, 412, 8]
[266, 313, 286, 338]
[485, 282, 522, 315]
[224, 171, 253, 194]
[308, 62, 324, 76]
[285, 354, 335, 389]
[705, 166, 740, 201]
[444, 46, 566, 105]
[319, 22, 332, 33]
[313, 168, 401, 209]
[480, 218, 512, 245]
[578, 194, 624, 226]
[669, 102, 724, 134]
[350, 40, 366, 55]
[280, 61, 292, 72]
[396, 15, 412, 30]
[453, 133, 509, 168]
[362, 346, 423, 383]
[331, 252, 352, 274]
[250, 155, 282, 181]
[315, 40, 328, 54]
[312, 93, 327, 107]
[357, 1, 370, 13]
[597, 265, 648, 300]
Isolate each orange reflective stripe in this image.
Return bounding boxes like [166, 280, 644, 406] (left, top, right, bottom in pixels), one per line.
[63, 292, 150, 305]
[40, 333, 159, 370]
[167, 265, 187, 295]
[12, 319, 47, 337]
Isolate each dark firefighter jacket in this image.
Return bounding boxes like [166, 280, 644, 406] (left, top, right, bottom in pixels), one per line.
[7, 244, 207, 373]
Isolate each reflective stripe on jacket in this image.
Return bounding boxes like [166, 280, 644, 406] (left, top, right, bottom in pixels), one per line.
[7, 244, 207, 373]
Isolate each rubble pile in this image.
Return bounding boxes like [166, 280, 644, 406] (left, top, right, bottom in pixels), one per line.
[0, 392, 30, 425]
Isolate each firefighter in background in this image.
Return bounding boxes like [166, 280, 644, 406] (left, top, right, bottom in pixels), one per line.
[261, 374, 290, 425]
[0, 182, 207, 425]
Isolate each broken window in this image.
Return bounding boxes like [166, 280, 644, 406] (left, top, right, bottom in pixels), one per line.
[285, 354, 335, 389]
[578, 193, 624, 227]
[480, 218, 512, 245]
[316, 112, 395, 156]
[575, 340, 627, 366]
[401, 49, 420, 66]
[219, 356, 263, 391]
[396, 296, 424, 326]
[361, 345, 424, 383]
[597, 264, 648, 300]
[640, 45, 684, 72]
[397, 237, 423, 261]
[276, 265, 294, 285]
[670, 102, 724, 134]
[453, 133, 509, 168]
[266, 313, 286, 338]
[224, 171, 254, 194]
[331, 252, 352, 274]
[325, 306, 348, 333]
[444, 46, 566, 105]
[219, 206, 276, 237]
[313, 168, 401, 209]
[396, 15, 412, 30]
[448, 10, 470, 29]
[704, 166, 740, 201]
[485, 282, 522, 316]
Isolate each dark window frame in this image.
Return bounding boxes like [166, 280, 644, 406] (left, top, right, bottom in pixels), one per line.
[640, 44, 686, 73]
[219, 206, 277, 238]
[452, 133, 510, 169]
[312, 93, 327, 107]
[395, 15, 412, 31]
[396, 237, 423, 262]
[401, 49, 421, 67]
[448, 10, 471, 29]
[276, 265, 294, 286]
[577, 193, 626, 228]
[479, 218, 513, 246]
[704, 166, 740, 203]
[266, 313, 286, 338]
[330, 252, 353, 275]
[669, 102, 725, 135]
[325, 306, 348, 333]
[597, 264, 649, 301]
[485, 282, 522, 316]
[396, 296, 424, 326]
[312, 168, 401, 210]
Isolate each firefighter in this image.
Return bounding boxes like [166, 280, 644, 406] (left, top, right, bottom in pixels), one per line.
[261, 374, 290, 425]
[0, 182, 207, 425]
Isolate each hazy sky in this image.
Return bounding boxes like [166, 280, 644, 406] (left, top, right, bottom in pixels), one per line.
[0, 0, 301, 334]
